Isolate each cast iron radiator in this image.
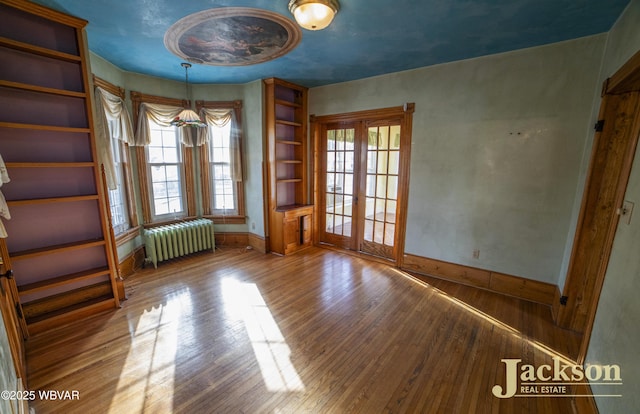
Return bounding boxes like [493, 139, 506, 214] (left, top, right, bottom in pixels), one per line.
[144, 218, 215, 268]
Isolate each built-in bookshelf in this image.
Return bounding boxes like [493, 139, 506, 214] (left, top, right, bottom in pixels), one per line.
[264, 78, 313, 255]
[0, 0, 120, 335]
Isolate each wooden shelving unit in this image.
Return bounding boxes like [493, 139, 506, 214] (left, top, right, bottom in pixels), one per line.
[264, 78, 313, 255]
[0, 0, 120, 335]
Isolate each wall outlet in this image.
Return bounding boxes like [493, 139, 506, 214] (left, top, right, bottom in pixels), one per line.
[252, 222, 256, 230]
[473, 249, 480, 259]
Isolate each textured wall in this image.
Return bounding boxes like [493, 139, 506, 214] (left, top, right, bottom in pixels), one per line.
[309, 35, 605, 283]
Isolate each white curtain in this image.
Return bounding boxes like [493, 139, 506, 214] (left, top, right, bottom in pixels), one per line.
[133, 102, 185, 146]
[94, 86, 134, 190]
[198, 107, 242, 182]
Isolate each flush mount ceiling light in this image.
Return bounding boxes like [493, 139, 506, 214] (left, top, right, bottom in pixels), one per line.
[288, 0, 340, 31]
[171, 62, 207, 128]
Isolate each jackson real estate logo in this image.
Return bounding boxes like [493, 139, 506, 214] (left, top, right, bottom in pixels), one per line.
[492, 357, 622, 399]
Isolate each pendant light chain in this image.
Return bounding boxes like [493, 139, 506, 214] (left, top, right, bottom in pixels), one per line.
[170, 62, 207, 128]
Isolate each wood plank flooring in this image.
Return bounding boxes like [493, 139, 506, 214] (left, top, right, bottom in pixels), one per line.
[25, 247, 585, 413]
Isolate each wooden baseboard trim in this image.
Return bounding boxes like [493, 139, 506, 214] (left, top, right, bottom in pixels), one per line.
[215, 232, 249, 248]
[320, 243, 397, 267]
[27, 297, 116, 336]
[212, 232, 267, 254]
[248, 233, 266, 253]
[118, 246, 145, 279]
[402, 253, 557, 306]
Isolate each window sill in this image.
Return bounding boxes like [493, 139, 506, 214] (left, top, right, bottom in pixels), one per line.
[144, 216, 198, 229]
[115, 225, 141, 246]
[205, 215, 246, 225]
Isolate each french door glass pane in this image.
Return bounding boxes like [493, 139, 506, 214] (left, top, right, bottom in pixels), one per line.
[326, 213, 334, 232]
[366, 174, 376, 197]
[388, 151, 400, 175]
[345, 152, 354, 172]
[376, 176, 387, 198]
[390, 125, 401, 149]
[377, 151, 388, 174]
[344, 173, 354, 195]
[387, 176, 398, 200]
[367, 152, 377, 173]
[384, 223, 396, 246]
[327, 130, 336, 150]
[327, 152, 335, 172]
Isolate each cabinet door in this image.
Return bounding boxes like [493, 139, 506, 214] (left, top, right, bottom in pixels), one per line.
[301, 214, 312, 247]
[282, 216, 300, 255]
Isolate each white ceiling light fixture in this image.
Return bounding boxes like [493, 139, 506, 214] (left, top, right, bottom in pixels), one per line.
[171, 62, 207, 128]
[288, 0, 340, 31]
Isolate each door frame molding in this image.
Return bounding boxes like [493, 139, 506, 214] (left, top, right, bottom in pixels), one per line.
[557, 49, 640, 364]
[311, 103, 415, 264]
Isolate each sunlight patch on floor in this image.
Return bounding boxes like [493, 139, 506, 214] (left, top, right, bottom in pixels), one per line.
[108, 289, 193, 413]
[391, 268, 576, 363]
[222, 278, 305, 392]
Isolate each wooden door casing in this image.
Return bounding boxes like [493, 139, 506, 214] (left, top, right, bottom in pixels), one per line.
[558, 49, 640, 364]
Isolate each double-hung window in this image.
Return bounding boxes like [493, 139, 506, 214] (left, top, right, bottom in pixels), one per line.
[208, 121, 236, 214]
[198, 101, 245, 223]
[146, 122, 185, 220]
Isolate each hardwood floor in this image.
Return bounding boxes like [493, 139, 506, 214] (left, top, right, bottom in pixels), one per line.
[26, 247, 585, 413]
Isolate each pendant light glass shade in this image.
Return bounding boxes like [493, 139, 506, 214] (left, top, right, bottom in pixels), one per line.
[171, 62, 207, 128]
[171, 108, 206, 127]
[289, 0, 339, 31]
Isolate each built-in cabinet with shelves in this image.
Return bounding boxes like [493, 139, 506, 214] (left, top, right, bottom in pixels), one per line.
[264, 78, 313, 255]
[0, 0, 120, 335]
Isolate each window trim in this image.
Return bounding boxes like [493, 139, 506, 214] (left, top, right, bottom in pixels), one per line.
[196, 100, 246, 224]
[93, 76, 139, 241]
[131, 91, 196, 224]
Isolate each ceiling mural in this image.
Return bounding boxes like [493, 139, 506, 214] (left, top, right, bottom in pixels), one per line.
[164, 8, 301, 66]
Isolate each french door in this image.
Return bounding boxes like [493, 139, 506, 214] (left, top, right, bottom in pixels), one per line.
[315, 105, 414, 263]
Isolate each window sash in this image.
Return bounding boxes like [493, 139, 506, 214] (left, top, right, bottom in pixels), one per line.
[208, 122, 238, 215]
[146, 123, 185, 220]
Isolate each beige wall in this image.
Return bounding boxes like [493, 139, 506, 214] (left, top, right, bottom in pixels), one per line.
[310, 35, 606, 284]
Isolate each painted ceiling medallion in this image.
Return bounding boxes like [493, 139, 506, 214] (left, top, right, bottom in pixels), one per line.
[164, 7, 302, 66]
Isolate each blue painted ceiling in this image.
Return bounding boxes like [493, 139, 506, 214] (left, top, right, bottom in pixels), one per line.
[31, 0, 630, 87]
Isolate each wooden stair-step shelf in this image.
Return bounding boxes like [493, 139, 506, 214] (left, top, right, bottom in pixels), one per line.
[0, 0, 120, 335]
[24, 287, 116, 336]
[18, 266, 111, 296]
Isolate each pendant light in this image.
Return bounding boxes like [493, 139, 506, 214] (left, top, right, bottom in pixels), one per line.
[289, 0, 340, 31]
[171, 62, 207, 128]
